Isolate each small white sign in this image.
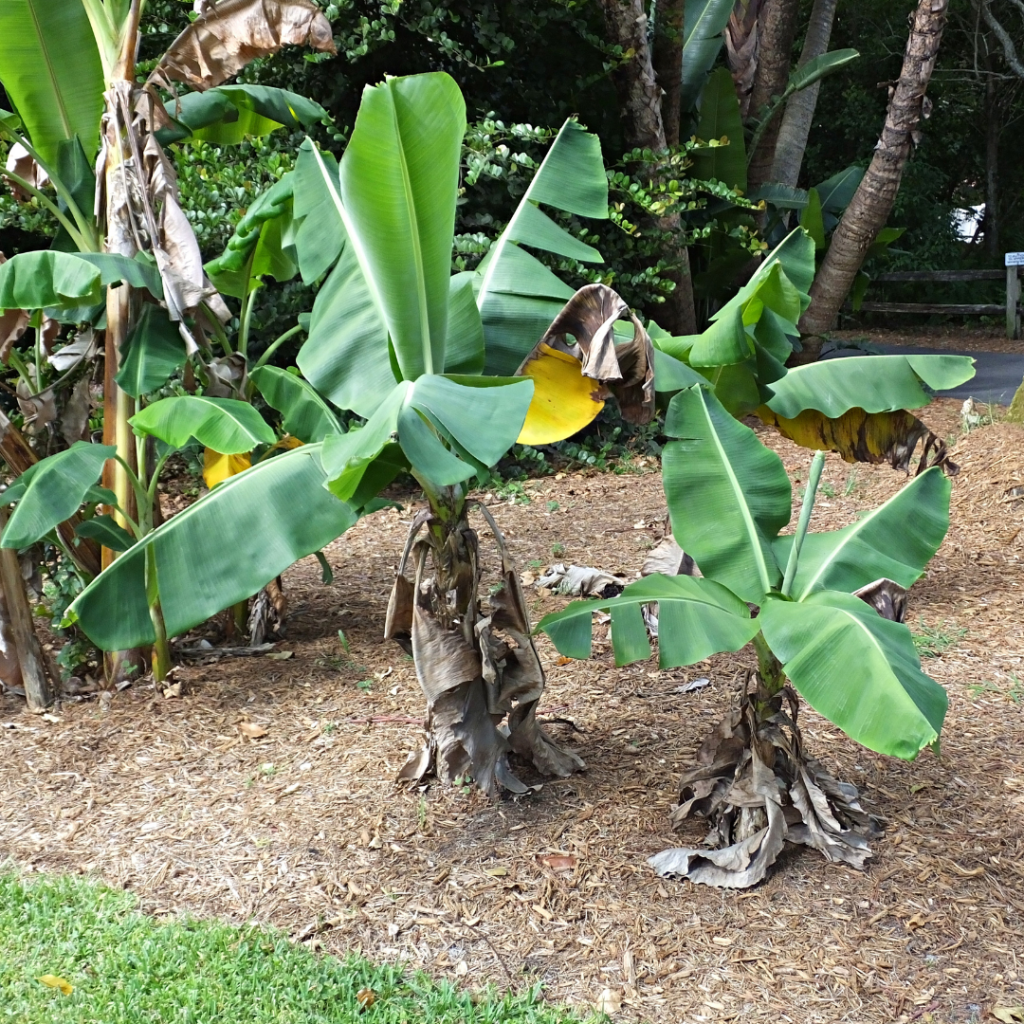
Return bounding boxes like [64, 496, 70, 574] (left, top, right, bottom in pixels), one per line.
[1005, 251, 1024, 266]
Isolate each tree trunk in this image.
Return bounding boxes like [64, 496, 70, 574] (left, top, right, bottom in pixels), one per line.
[746, 0, 801, 191]
[653, 0, 685, 147]
[0, 507, 52, 708]
[726, 0, 764, 119]
[797, 0, 949, 358]
[601, 0, 697, 333]
[984, 49, 1000, 258]
[772, 0, 840, 188]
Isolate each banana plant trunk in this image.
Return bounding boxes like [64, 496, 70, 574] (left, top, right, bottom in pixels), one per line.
[389, 486, 584, 796]
[98, 10, 164, 684]
[0, 507, 53, 708]
[796, 0, 949, 360]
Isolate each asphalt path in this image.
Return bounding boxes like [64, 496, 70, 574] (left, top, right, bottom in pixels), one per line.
[824, 345, 1024, 404]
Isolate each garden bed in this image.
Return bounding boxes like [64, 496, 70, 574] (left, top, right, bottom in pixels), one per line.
[2, 398, 1023, 1024]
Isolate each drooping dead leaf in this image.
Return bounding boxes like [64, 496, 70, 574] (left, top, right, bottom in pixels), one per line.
[48, 330, 98, 372]
[641, 535, 698, 578]
[36, 975, 73, 995]
[0, 308, 30, 363]
[853, 577, 907, 623]
[61, 376, 93, 445]
[16, 382, 57, 434]
[993, 1008, 1024, 1023]
[355, 987, 376, 1010]
[516, 284, 655, 444]
[757, 404, 957, 475]
[238, 721, 268, 738]
[203, 352, 248, 398]
[153, 0, 336, 91]
[652, 683, 880, 888]
[247, 576, 287, 646]
[536, 563, 624, 598]
[4, 143, 50, 200]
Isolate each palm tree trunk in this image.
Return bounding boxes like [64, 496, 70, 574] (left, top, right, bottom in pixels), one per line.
[746, 0, 801, 191]
[601, 0, 698, 334]
[653, 0, 685, 147]
[771, 0, 840, 188]
[796, 0, 949, 359]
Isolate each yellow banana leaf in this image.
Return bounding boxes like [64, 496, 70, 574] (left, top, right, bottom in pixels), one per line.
[203, 448, 252, 489]
[517, 344, 606, 445]
[756, 405, 956, 474]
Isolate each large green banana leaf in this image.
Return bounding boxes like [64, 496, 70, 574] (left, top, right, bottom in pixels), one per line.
[0, 0, 104, 168]
[0, 442, 114, 550]
[322, 375, 534, 499]
[114, 306, 187, 399]
[773, 467, 951, 600]
[663, 386, 791, 603]
[250, 366, 343, 444]
[68, 444, 357, 649]
[130, 397, 275, 453]
[0, 251, 163, 314]
[765, 354, 976, 419]
[680, 0, 734, 112]
[477, 119, 608, 375]
[337, 73, 464, 381]
[759, 591, 947, 759]
[538, 574, 759, 668]
[690, 68, 746, 190]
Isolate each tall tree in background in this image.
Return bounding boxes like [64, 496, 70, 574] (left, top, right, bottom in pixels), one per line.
[601, 0, 698, 334]
[798, 0, 949, 357]
[772, 0, 841, 187]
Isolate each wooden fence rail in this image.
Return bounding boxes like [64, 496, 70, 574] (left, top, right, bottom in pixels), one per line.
[852, 266, 1021, 339]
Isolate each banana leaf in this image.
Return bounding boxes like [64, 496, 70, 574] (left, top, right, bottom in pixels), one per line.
[538, 573, 759, 667]
[759, 591, 947, 759]
[773, 466, 950, 600]
[250, 365, 343, 443]
[680, 0, 735, 112]
[130, 396, 275, 453]
[0, 0, 104, 168]
[0, 442, 115, 549]
[477, 119, 608, 375]
[690, 68, 746, 190]
[663, 386, 791, 603]
[68, 444, 357, 649]
[114, 305, 187, 399]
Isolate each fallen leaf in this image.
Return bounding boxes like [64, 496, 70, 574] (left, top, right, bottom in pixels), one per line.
[538, 853, 577, 872]
[454, 960, 468, 976]
[162, 682, 182, 699]
[595, 987, 622, 1014]
[484, 867, 508, 877]
[37, 975, 73, 995]
[555, 656, 573, 666]
[993, 1009, 1024, 1023]
[238, 722, 268, 738]
[265, 651, 293, 661]
[905, 913, 932, 930]
[356, 987, 376, 1009]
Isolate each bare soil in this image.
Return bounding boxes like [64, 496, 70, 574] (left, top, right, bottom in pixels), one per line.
[2, 398, 1023, 1024]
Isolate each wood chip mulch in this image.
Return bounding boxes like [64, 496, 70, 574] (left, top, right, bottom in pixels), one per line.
[1, 398, 1023, 1024]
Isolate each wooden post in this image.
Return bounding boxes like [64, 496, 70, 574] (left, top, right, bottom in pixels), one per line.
[0, 508, 53, 709]
[1006, 263, 1021, 340]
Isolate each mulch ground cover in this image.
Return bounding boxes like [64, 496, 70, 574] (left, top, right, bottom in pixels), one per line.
[2, 396, 1023, 1024]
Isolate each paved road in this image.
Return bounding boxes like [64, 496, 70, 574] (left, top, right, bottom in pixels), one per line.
[824, 345, 1024, 404]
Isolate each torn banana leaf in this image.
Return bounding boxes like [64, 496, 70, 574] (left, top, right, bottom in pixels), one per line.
[756, 404, 957, 474]
[515, 283, 654, 444]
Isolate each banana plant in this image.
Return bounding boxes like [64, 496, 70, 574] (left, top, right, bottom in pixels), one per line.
[538, 383, 950, 887]
[0, 396, 277, 681]
[56, 71, 650, 795]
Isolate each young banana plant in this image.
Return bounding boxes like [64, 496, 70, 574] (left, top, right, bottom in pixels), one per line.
[538, 383, 952, 887]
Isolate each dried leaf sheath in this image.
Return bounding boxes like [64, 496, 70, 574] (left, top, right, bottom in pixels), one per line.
[393, 504, 584, 796]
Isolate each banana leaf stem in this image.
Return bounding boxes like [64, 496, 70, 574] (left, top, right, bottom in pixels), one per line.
[252, 324, 303, 370]
[781, 450, 825, 598]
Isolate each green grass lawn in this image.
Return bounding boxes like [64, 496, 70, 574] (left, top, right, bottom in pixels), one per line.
[0, 868, 596, 1024]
